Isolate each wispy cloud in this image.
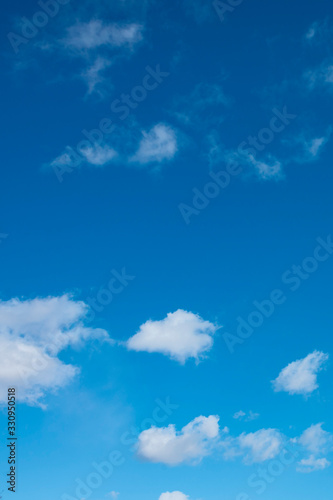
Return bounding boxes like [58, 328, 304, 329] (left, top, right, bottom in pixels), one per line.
[304, 61, 333, 90]
[297, 455, 331, 473]
[172, 82, 230, 129]
[81, 56, 113, 94]
[49, 142, 118, 176]
[283, 128, 332, 163]
[233, 410, 260, 422]
[304, 19, 332, 44]
[63, 20, 144, 51]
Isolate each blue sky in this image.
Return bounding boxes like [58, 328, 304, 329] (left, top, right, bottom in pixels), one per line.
[0, 0, 333, 499]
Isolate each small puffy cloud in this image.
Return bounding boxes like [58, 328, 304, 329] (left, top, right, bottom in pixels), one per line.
[78, 143, 118, 166]
[233, 410, 259, 422]
[107, 492, 120, 499]
[130, 124, 178, 165]
[64, 20, 143, 50]
[159, 492, 189, 500]
[137, 415, 220, 465]
[50, 142, 118, 174]
[237, 429, 283, 464]
[297, 455, 331, 473]
[126, 310, 217, 363]
[272, 351, 329, 396]
[298, 424, 332, 455]
[0, 295, 108, 407]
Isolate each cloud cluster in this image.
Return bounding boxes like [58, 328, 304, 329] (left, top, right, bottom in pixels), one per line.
[126, 309, 217, 363]
[49, 123, 178, 174]
[137, 416, 333, 472]
[296, 423, 332, 473]
[0, 295, 109, 407]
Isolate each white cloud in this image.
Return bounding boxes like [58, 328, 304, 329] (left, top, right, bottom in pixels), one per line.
[233, 410, 246, 420]
[237, 429, 283, 464]
[272, 351, 329, 396]
[0, 296, 109, 407]
[298, 424, 332, 455]
[297, 455, 331, 473]
[306, 22, 320, 41]
[82, 56, 112, 94]
[233, 410, 259, 422]
[159, 492, 189, 500]
[50, 142, 118, 172]
[137, 415, 220, 465]
[78, 142, 118, 166]
[220, 146, 283, 181]
[294, 424, 333, 473]
[130, 124, 178, 165]
[305, 20, 331, 44]
[64, 20, 143, 50]
[247, 154, 283, 180]
[285, 129, 332, 163]
[59, 20, 143, 94]
[126, 310, 217, 363]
